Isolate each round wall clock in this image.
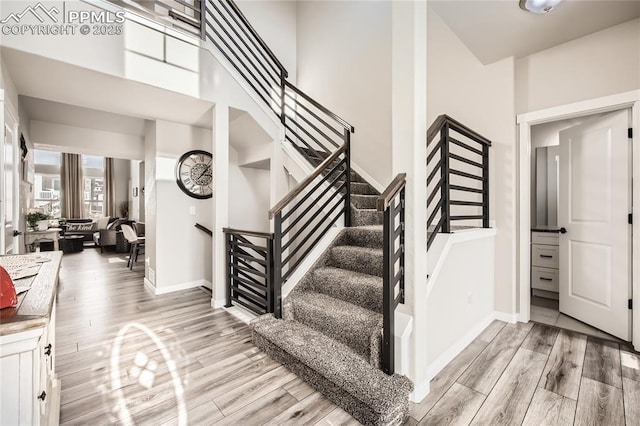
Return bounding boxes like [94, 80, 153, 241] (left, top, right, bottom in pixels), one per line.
[175, 150, 213, 199]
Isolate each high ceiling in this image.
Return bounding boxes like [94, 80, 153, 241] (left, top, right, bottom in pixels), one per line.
[429, 0, 640, 64]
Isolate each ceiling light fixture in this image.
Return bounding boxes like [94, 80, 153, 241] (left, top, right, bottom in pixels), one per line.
[519, 0, 563, 14]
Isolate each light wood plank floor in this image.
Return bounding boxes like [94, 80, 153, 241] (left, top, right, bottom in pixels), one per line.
[56, 250, 640, 425]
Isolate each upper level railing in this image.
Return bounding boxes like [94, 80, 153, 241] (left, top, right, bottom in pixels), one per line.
[377, 173, 406, 375]
[427, 115, 491, 249]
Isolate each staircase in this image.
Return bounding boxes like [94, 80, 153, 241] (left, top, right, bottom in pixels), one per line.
[109, 0, 413, 423]
[252, 162, 412, 425]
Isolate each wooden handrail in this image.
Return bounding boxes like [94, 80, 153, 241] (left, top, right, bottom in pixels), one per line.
[223, 227, 273, 239]
[269, 145, 347, 219]
[377, 173, 407, 211]
[226, 0, 289, 78]
[195, 223, 213, 236]
[427, 114, 492, 147]
[284, 81, 355, 133]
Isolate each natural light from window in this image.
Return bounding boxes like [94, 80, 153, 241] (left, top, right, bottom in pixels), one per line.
[82, 155, 105, 218]
[34, 150, 62, 218]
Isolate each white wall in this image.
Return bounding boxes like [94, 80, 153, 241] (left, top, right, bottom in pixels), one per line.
[427, 8, 516, 317]
[296, 0, 392, 186]
[237, 0, 297, 83]
[228, 148, 271, 233]
[516, 18, 640, 114]
[153, 120, 213, 291]
[29, 120, 144, 160]
[427, 232, 496, 372]
[144, 121, 157, 285]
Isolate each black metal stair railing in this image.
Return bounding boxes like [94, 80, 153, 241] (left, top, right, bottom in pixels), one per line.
[223, 228, 274, 315]
[427, 115, 491, 249]
[377, 173, 406, 375]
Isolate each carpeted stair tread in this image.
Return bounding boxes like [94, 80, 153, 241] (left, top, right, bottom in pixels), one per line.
[352, 194, 379, 209]
[343, 225, 383, 249]
[289, 291, 382, 365]
[311, 266, 383, 313]
[251, 315, 413, 425]
[352, 209, 384, 227]
[328, 245, 383, 277]
[351, 181, 379, 196]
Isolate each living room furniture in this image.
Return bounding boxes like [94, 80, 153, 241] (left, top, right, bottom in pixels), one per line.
[24, 228, 62, 252]
[60, 235, 84, 253]
[121, 225, 145, 270]
[93, 219, 136, 253]
[0, 251, 62, 425]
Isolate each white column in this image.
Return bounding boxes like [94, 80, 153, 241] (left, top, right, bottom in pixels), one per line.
[270, 124, 288, 230]
[212, 104, 230, 308]
[392, 0, 428, 400]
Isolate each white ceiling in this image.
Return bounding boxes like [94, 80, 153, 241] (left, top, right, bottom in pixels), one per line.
[429, 0, 640, 65]
[20, 95, 146, 136]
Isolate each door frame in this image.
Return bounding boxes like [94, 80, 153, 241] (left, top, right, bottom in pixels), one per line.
[516, 89, 640, 349]
[0, 89, 20, 255]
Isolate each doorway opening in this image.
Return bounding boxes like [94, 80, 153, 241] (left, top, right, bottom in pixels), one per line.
[517, 90, 640, 350]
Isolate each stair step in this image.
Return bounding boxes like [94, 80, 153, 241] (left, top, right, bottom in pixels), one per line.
[352, 208, 384, 227]
[351, 181, 378, 196]
[328, 245, 383, 277]
[251, 315, 413, 426]
[352, 194, 378, 209]
[289, 291, 382, 366]
[311, 267, 383, 313]
[343, 225, 384, 249]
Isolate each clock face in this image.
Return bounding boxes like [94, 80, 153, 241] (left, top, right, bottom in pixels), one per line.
[175, 150, 213, 199]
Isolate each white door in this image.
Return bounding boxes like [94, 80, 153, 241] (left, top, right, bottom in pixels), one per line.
[1, 104, 18, 255]
[558, 109, 631, 341]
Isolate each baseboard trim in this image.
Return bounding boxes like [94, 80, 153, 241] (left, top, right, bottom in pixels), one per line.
[425, 312, 496, 382]
[211, 298, 226, 309]
[494, 311, 518, 324]
[143, 278, 156, 294]
[410, 379, 431, 403]
[153, 279, 210, 295]
[350, 163, 384, 193]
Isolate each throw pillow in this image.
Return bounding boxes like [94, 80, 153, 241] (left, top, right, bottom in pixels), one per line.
[66, 223, 95, 232]
[95, 216, 110, 230]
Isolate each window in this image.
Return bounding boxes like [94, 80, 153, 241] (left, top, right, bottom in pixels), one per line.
[82, 155, 105, 218]
[33, 150, 62, 218]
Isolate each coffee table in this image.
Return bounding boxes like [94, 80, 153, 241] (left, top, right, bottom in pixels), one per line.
[60, 235, 85, 253]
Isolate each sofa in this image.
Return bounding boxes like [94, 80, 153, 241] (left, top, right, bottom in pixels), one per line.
[63, 218, 105, 243]
[93, 218, 136, 252]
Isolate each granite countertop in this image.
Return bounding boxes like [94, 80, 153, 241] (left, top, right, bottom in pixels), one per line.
[0, 251, 62, 336]
[531, 226, 561, 233]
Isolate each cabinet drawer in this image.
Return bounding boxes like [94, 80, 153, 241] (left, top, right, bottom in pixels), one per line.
[532, 232, 559, 246]
[532, 267, 559, 292]
[532, 244, 559, 269]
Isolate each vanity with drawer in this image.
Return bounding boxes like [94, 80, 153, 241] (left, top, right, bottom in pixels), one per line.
[531, 228, 560, 299]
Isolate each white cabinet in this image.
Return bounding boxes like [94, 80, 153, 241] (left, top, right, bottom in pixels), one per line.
[531, 231, 559, 298]
[0, 252, 62, 426]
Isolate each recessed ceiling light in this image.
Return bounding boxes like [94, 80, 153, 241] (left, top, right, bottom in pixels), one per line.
[519, 0, 563, 14]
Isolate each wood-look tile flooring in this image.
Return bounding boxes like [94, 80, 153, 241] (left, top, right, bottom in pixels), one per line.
[409, 320, 640, 426]
[56, 250, 640, 425]
[55, 249, 357, 425]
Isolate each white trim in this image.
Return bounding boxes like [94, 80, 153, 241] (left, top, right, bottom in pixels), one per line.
[516, 91, 640, 348]
[427, 228, 497, 297]
[425, 313, 495, 380]
[153, 279, 210, 295]
[350, 162, 385, 193]
[410, 379, 431, 404]
[223, 304, 258, 325]
[211, 298, 226, 309]
[494, 311, 519, 324]
[144, 277, 156, 293]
